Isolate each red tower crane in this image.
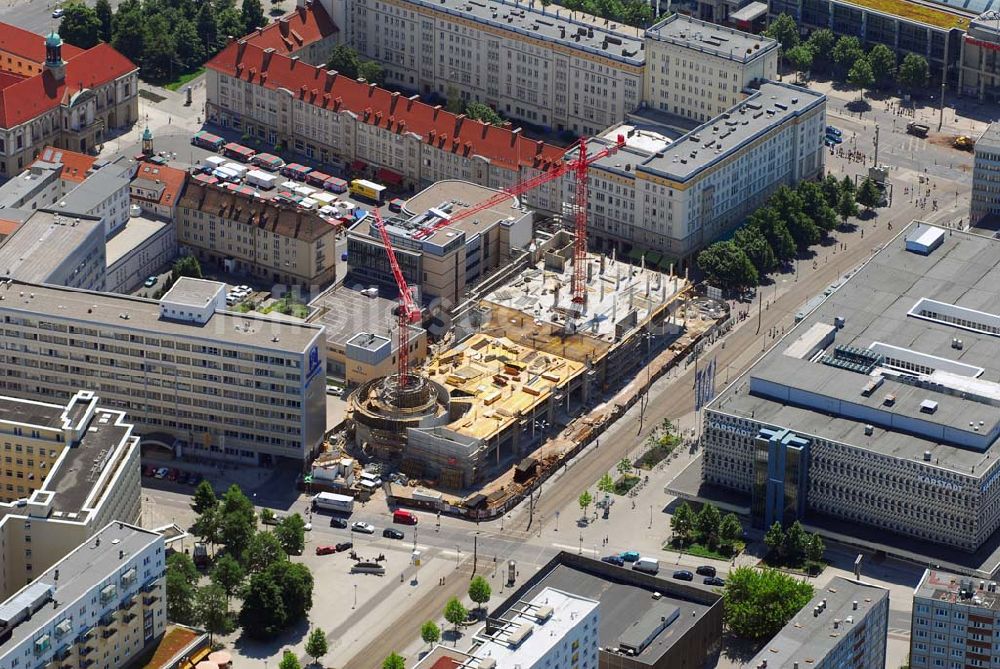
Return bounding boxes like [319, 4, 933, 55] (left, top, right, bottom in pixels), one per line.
[370, 207, 422, 388]
[411, 135, 625, 307]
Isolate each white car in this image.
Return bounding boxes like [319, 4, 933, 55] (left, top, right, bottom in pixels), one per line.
[153, 467, 169, 479]
[326, 385, 344, 396]
[51, 7, 64, 17]
[351, 521, 375, 534]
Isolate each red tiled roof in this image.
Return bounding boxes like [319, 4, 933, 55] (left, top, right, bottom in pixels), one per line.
[0, 218, 21, 238]
[0, 42, 137, 128]
[0, 22, 83, 65]
[208, 42, 564, 172]
[239, 3, 338, 56]
[0, 72, 27, 88]
[134, 160, 188, 208]
[31, 145, 97, 183]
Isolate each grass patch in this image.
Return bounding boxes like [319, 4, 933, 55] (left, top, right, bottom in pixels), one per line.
[164, 67, 206, 92]
[261, 296, 309, 318]
[762, 556, 827, 576]
[613, 475, 640, 495]
[840, 0, 968, 29]
[666, 539, 744, 561]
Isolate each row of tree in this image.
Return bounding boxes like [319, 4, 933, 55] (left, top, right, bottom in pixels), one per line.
[765, 15, 930, 92]
[554, 0, 655, 29]
[58, 0, 267, 82]
[670, 501, 744, 554]
[697, 175, 884, 291]
[763, 520, 825, 571]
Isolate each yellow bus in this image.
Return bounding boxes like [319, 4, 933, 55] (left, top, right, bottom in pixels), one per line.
[350, 179, 387, 204]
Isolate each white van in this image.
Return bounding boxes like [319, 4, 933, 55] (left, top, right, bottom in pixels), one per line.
[632, 557, 659, 575]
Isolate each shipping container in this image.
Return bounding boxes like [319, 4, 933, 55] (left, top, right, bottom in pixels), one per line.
[350, 179, 386, 204]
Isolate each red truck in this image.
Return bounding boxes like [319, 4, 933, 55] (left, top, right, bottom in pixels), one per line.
[392, 509, 418, 525]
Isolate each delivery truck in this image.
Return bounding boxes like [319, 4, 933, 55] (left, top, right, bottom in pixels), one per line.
[246, 169, 278, 190]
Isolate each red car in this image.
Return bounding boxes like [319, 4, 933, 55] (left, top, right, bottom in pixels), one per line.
[315, 545, 338, 556]
[167, 468, 179, 481]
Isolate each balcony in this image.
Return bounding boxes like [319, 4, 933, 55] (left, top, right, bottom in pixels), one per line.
[80, 659, 95, 669]
[119, 598, 136, 612]
[75, 629, 94, 645]
[142, 595, 158, 606]
[101, 628, 116, 640]
[121, 612, 137, 624]
[140, 581, 159, 594]
[98, 613, 116, 628]
[77, 646, 94, 657]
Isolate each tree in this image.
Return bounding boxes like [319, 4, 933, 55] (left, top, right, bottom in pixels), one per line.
[239, 561, 314, 639]
[174, 18, 205, 71]
[443, 597, 468, 644]
[763, 521, 785, 559]
[785, 45, 813, 82]
[241, 0, 266, 31]
[327, 44, 360, 78]
[617, 457, 634, 477]
[748, 207, 796, 261]
[259, 508, 276, 525]
[723, 566, 814, 640]
[696, 503, 722, 548]
[465, 102, 504, 126]
[382, 653, 405, 669]
[847, 56, 875, 97]
[305, 628, 329, 665]
[578, 490, 593, 518]
[897, 53, 929, 93]
[111, 6, 145, 65]
[783, 520, 808, 564]
[278, 650, 301, 669]
[597, 472, 615, 494]
[420, 621, 441, 648]
[142, 14, 178, 82]
[867, 44, 896, 88]
[797, 180, 838, 233]
[805, 533, 825, 563]
[95, 0, 113, 42]
[468, 576, 491, 616]
[166, 553, 198, 624]
[840, 174, 857, 198]
[445, 85, 465, 114]
[837, 189, 859, 226]
[769, 185, 818, 251]
[764, 13, 799, 59]
[831, 36, 863, 78]
[216, 7, 245, 46]
[821, 174, 843, 208]
[246, 530, 286, 573]
[733, 226, 777, 275]
[196, 1, 219, 53]
[697, 241, 760, 291]
[270, 561, 314, 622]
[805, 28, 835, 72]
[211, 554, 244, 607]
[358, 60, 385, 85]
[670, 501, 695, 545]
[719, 513, 743, 550]
[192, 480, 218, 514]
[195, 584, 231, 642]
[59, 4, 102, 48]
[275, 514, 307, 555]
[219, 484, 256, 563]
[857, 177, 883, 211]
[192, 505, 222, 550]
[172, 254, 203, 282]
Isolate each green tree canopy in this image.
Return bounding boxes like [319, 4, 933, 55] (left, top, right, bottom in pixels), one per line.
[857, 177, 883, 211]
[327, 44, 360, 78]
[597, 472, 615, 494]
[578, 490, 593, 516]
[239, 574, 286, 639]
[357, 60, 385, 85]
[763, 521, 785, 558]
[805, 533, 825, 563]
[670, 502, 695, 544]
[210, 553, 244, 604]
[831, 36, 863, 77]
[274, 513, 307, 556]
[783, 520, 808, 564]
[174, 18, 205, 71]
[897, 53, 929, 92]
[748, 207, 796, 262]
[219, 484, 257, 563]
[95, 0, 114, 42]
[468, 576, 491, 615]
[278, 650, 301, 669]
[305, 628, 329, 664]
[382, 653, 405, 669]
[111, 6, 146, 64]
[837, 188, 859, 225]
[617, 457, 633, 476]
[444, 597, 468, 644]
[723, 566, 814, 640]
[465, 102, 505, 126]
[142, 13, 178, 81]
[166, 553, 198, 624]
[847, 56, 875, 96]
[867, 44, 896, 87]
[192, 480, 218, 514]
[697, 241, 759, 291]
[785, 45, 813, 81]
[421, 621, 441, 647]
[192, 505, 222, 549]
[764, 13, 799, 51]
[733, 225, 778, 275]
[172, 255, 203, 282]
[695, 503, 722, 548]
[246, 530, 286, 573]
[195, 583, 231, 642]
[241, 0, 266, 31]
[770, 185, 819, 251]
[719, 513, 743, 549]
[797, 180, 838, 233]
[59, 4, 102, 48]
[805, 29, 835, 72]
[558, 0, 653, 28]
[821, 174, 843, 208]
[196, 1, 219, 53]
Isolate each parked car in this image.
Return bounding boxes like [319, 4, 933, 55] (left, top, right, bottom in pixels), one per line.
[672, 570, 694, 581]
[167, 468, 179, 481]
[601, 555, 625, 566]
[326, 385, 344, 396]
[351, 521, 375, 534]
[144, 276, 158, 288]
[51, 7, 64, 17]
[826, 133, 843, 144]
[382, 528, 404, 540]
[316, 545, 338, 556]
[262, 513, 285, 526]
[703, 576, 726, 586]
[620, 550, 640, 562]
[330, 517, 348, 528]
[154, 467, 169, 479]
[335, 541, 353, 552]
[695, 565, 716, 577]
[826, 125, 842, 138]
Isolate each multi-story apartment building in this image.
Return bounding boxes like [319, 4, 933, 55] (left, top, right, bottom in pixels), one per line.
[0, 522, 166, 669]
[571, 80, 825, 261]
[176, 180, 337, 288]
[0, 210, 107, 291]
[699, 223, 1000, 552]
[327, 0, 645, 135]
[643, 15, 778, 123]
[128, 158, 187, 222]
[0, 277, 327, 464]
[0, 26, 138, 179]
[205, 34, 565, 213]
[971, 121, 1000, 226]
[959, 10, 1000, 102]
[748, 577, 889, 669]
[0, 389, 141, 597]
[911, 569, 1000, 669]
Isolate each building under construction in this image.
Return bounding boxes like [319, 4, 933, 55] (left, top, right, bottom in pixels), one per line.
[347, 231, 690, 489]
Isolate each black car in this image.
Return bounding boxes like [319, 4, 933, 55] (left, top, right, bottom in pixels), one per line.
[672, 570, 694, 581]
[335, 541, 353, 552]
[601, 555, 625, 566]
[703, 576, 725, 587]
[382, 528, 404, 540]
[329, 517, 348, 528]
[695, 565, 716, 577]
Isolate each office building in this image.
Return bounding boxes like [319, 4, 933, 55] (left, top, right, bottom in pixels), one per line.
[52, 162, 131, 238]
[345, 180, 531, 305]
[0, 390, 142, 598]
[129, 159, 187, 222]
[747, 577, 889, 669]
[105, 214, 177, 295]
[0, 210, 107, 291]
[971, 121, 1000, 226]
[0, 25, 138, 179]
[326, 0, 645, 135]
[0, 147, 99, 217]
[0, 522, 167, 669]
[0, 277, 327, 464]
[643, 15, 778, 123]
[176, 180, 338, 288]
[701, 222, 1000, 552]
[911, 568, 1000, 668]
[204, 16, 566, 214]
[959, 10, 1000, 102]
[415, 587, 599, 669]
[570, 80, 825, 261]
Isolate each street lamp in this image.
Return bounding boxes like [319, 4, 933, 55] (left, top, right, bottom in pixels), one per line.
[352, 584, 357, 609]
[649, 505, 653, 529]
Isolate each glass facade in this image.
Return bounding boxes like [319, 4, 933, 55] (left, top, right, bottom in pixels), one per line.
[751, 428, 811, 529]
